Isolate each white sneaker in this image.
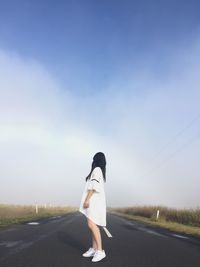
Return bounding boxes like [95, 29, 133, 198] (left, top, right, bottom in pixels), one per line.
[82, 247, 96, 257]
[92, 249, 106, 262]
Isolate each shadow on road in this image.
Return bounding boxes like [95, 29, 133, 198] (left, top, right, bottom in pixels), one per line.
[56, 231, 88, 252]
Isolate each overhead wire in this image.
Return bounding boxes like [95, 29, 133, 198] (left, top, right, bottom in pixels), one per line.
[141, 131, 200, 178]
[148, 112, 200, 163]
[140, 112, 200, 178]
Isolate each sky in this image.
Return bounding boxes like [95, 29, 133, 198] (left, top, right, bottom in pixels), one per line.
[0, 0, 200, 208]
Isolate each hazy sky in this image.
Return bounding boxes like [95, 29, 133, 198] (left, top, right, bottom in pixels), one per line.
[0, 0, 200, 208]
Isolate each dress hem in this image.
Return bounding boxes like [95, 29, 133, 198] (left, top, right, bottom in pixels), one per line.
[79, 210, 106, 227]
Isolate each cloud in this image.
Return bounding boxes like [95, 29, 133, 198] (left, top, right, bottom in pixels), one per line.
[0, 49, 99, 206]
[0, 38, 200, 208]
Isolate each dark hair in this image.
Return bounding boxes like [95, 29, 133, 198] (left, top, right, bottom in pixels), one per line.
[85, 152, 106, 182]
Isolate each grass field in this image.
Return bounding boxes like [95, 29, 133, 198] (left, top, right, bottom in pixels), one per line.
[109, 206, 200, 238]
[0, 203, 77, 228]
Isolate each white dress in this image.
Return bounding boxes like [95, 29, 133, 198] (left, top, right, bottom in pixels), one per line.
[79, 167, 112, 237]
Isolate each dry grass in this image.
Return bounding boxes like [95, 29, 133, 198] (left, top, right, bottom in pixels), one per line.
[111, 206, 200, 226]
[0, 203, 77, 228]
[110, 206, 200, 238]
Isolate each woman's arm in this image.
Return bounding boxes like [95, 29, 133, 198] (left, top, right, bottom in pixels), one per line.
[83, 189, 95, 208]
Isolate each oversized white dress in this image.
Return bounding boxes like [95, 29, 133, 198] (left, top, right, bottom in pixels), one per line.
[79, 167, 112, 238]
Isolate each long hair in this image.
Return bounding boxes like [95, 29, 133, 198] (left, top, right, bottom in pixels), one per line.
[85, 152, 106, 182]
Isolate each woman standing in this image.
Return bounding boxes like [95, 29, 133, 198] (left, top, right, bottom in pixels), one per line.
[79, 152, 112, 262]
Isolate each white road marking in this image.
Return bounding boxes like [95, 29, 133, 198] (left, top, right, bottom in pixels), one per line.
[27, 222, 40, 225]
[51, 215, 62, 219]
[0, 228, 16, 233]
[172, 234, 189, 239]
[143, 228, 167, 237]
[125, 221, 137, 226]
[0, 241, 23, 248]
[137, 227, 167, 238]
[124, 221, 167, 238]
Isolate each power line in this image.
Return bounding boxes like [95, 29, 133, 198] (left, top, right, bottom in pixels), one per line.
[148, 112, 200, 163]
[141, 131, 200, 178]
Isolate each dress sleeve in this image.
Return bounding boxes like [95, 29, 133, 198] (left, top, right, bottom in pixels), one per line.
[87, 167, 102, 193]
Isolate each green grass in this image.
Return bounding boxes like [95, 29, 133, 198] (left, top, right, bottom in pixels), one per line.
[0, 204, 77, 228]
[109, 206, 200, 238]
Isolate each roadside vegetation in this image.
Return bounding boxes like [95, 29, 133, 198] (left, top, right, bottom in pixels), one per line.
[109, 206, 200, 238]
[0, 204, 77, 228]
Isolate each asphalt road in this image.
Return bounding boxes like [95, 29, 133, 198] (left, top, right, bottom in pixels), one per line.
[0, 211, 200, 267]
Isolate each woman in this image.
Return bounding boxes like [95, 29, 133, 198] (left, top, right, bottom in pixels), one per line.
[79, 152, 112, 262]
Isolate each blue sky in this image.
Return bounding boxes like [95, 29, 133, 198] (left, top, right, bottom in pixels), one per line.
[1, 0, 200, 94]
[0, 0, 200, 208]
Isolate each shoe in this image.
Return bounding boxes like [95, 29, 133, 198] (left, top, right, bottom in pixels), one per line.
[82, 247, 96, 257]
[92, 249, 106, 262]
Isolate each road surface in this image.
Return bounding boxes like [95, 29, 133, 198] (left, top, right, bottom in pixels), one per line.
[0, 211, 200, 267]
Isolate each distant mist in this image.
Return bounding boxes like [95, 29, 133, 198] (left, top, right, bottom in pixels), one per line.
[1, 38, 200, 208]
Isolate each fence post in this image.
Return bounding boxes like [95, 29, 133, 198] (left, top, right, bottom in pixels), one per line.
[156, 210, 160, 220]
[35, 204, 38, 214]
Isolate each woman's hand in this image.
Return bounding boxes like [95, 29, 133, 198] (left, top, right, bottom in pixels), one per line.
[83, 190, 94, 209]
[83, 199, 90, 208]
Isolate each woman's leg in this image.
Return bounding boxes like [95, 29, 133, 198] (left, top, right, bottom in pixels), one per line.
[92, 234, 97, 250]
[87, 218, 103, 251]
